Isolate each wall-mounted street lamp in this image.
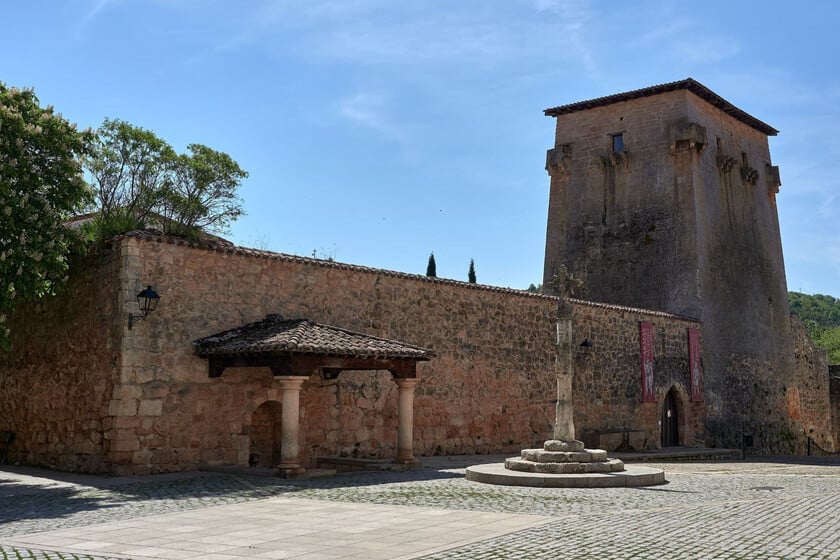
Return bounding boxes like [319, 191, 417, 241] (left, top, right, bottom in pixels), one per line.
[128, 285, 160, 329]
[579, 339, 594, 353]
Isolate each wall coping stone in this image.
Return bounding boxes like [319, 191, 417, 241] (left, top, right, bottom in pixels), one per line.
[111, 231, 702, 323]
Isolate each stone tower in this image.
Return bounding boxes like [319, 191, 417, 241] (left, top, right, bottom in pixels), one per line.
[543, 79, 796, 448]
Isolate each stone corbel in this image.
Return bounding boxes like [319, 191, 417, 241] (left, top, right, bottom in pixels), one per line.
[765, 164, 781, 194]
[717, 155, 737, 173]
[546, 145, 572, 176]
[600, 151, 630, 170]
[669, 121, 707, 154]
[740, 165, 759, 185]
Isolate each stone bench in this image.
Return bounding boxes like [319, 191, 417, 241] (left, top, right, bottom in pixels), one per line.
[0, 430, 14, 463]
[582, 430, 647, 452]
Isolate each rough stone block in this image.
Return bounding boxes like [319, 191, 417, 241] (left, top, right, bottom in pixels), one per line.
[587, 449, 608, 461]
[110, 438, 140, 452]
[544, 439, 585, 452]
[609, 458, 625, 471]
[112, 416, 140, 429]
[113, 385, 142, 400]
[138, 399, 163, 417]
[108, 398, 138, 417]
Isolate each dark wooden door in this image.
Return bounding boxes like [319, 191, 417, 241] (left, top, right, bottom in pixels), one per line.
[661, 390, 679, 447]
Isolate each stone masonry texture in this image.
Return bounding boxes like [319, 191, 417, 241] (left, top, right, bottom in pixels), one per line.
[0, 81, 836, 475]
[830, 365, 840, 449]
[542, 84, 830, 450]
[0, 249, 122, 473]
[0, 232, 762, 475]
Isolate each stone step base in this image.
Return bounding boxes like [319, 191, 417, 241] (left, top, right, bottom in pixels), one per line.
[506, 456, 625, 474]
[520, 447, 610, 463]
[466, 462, 666, 488]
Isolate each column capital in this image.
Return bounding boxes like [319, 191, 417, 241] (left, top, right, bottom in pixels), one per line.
[393, 377, 419, 389]
[274, 376, 307, 390]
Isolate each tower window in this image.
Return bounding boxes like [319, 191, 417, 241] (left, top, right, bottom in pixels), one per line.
[611, 133, 624, 153]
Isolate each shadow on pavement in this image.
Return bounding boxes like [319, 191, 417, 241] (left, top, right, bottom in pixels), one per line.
[0, 464, 463, 526]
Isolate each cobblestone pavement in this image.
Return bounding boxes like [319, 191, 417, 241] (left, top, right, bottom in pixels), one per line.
[1, 457, 839, 559]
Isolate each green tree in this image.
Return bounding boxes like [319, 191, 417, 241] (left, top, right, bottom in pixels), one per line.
[789, 291, 840, 364]
[468, 259, 476, 283]
[84, 119, 246, 241]
[85, 118, 174, 239]
[158, 144, 247, 237]
[426, 252, 436, 277]
[789, 292, 840, 329]
[526, 283, 543, 293]
[0, 83, 92, 348]
[813, 327, 840, 364]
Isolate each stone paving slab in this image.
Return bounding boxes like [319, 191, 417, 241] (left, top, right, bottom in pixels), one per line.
[3, 497, 553, 560]
[1, 457, 839, 559]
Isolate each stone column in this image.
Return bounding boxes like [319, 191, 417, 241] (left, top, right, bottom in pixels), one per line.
[394, 377, 419, 464]
[275, 376, 307, 477]
[553, 297, 577, 442]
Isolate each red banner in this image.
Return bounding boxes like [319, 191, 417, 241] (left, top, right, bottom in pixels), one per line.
[640, 322, 655, 403]
[689, 327, 702, 401]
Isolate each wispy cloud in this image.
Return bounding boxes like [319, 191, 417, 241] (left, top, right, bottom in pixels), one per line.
[202, 0, 604, 79]
[76, 0, 121, 36]
[628, 18, 693, 47]
[528, 0, 600, 78]
[337, 91, 406, 143]
[818, 194, 836, 218]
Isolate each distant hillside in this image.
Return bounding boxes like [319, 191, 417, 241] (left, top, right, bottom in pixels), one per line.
[789, 292, 840, 364]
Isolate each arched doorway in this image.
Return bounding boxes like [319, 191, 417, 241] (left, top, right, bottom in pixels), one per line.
[250, 401, 282, 468]
[661, 387, 680, 447]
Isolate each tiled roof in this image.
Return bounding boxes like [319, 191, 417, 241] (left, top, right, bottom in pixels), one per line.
[193, 315, 435, 360]
[544, 78, 778, 136]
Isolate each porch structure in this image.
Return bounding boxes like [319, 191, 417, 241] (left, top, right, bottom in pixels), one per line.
[193, 314, 434, 477]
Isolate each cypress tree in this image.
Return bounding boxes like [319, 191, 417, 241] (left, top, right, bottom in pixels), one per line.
[468, 259, 476, 283]
[426, 253, 437, 277]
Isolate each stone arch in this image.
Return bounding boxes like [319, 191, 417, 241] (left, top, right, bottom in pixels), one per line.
[660, 385, 686, 448]
[249, 400, 282, 468]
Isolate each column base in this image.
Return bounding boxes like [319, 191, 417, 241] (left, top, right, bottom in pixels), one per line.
[393, 455, 421, 466]
[275, 464, 306, 478]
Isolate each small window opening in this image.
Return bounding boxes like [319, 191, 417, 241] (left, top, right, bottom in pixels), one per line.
[741, 151, 749, 166]
[611, 133, 624, 153]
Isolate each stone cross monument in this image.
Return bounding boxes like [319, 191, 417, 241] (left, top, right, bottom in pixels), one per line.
[548, 266, 580, 443]
[499, 267, 627, 474]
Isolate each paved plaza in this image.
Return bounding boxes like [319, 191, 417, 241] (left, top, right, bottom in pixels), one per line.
[1, 455, 839, 559]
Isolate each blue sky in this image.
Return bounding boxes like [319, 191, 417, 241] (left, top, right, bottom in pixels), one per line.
[2, 1, 838, 296]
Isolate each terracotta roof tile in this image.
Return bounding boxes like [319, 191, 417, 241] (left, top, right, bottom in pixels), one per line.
[193, 315, 435, 360]
[544, 78, 778, 136]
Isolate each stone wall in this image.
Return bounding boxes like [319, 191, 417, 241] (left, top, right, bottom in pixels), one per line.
[572, 300, 704, 450]
[5, 231, 820, 475]
[687, 94, 795, 451]
[110, 235, 561, 474]
[106, 235, 710, 474]
[544, 89, 702, 317]
[830, 366, 840, 449]
[0, 248, 122, 473]
[790, 318, 834, 451]
[542, 86, 800, 450]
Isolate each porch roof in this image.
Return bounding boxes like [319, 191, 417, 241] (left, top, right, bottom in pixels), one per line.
[193, 314, 434, 361]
